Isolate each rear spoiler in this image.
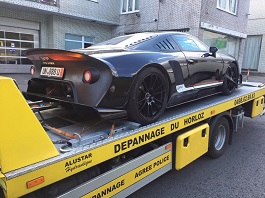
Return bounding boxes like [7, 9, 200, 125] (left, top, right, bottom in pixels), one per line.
[26, 48, 118, 78]
[25, 48, 90, 62]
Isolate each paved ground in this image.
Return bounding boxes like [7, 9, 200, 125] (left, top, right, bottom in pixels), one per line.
[2, 73, 265, 198]
[3, 73, 31, 92]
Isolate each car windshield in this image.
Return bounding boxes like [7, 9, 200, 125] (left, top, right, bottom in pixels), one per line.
[94, 33, 157, 47]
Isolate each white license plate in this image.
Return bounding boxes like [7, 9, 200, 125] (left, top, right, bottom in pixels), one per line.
[40, 67, 64, 78]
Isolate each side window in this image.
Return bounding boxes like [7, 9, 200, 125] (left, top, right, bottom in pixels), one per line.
[172, 35, 207, 52]
[154, 37, 180, 52]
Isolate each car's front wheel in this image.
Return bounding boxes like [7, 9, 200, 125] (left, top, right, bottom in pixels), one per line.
[127, 67, 169, 125]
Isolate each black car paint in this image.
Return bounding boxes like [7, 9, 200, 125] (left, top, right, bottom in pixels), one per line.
[26, 50, 114, 106]
[25, 32, 239, 118]
[92, 50, 189, 108]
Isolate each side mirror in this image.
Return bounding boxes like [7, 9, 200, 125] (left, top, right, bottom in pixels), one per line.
[209, 47, 218, 58]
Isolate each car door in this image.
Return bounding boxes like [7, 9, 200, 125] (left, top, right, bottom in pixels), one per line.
[171, 34, 224, 90]
[153, 35, 191, 89]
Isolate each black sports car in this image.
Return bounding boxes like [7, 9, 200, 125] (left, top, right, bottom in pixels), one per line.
[25, 32, 240, 125]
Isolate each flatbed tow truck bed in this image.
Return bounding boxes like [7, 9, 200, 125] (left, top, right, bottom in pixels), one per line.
[29, 85, 261, 153]
[0, 76, 264, 198]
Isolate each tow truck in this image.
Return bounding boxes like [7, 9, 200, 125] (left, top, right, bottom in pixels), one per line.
[0, 76, 264, 198]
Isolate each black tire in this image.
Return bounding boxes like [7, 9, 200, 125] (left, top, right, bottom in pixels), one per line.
[127, 67, 169, 125]
[208, 117, 230, 158]
[221, 63, 238, 95]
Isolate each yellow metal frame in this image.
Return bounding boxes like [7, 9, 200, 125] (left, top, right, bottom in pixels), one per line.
[176, 123, 209, 170]
[1, 76, 265, 197]
[0, 77, 59, 173]
[251, 96, 264, 118]
[83, 151, 171, 198]
[0, 172, 6, 196]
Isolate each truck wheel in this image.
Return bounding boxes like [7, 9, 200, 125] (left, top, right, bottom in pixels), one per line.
[208, 117, 230, 158]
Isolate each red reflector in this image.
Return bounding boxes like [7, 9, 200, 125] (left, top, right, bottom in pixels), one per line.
[83, 70, 92, 83]
[30, 66, 35, 75]
[165, 143, 172, 150]
[27, 176, 44, 189]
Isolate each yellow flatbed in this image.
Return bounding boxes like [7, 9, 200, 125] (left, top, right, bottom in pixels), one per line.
[0, 76, 264, 197]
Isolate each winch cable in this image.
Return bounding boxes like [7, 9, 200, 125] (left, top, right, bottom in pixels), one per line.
[59, 120, 115, 153]
[43, 119, 104, 139]
[108, 121, 116, 138]
[43, 124, 76, 139]
[29, 100, 107, 140]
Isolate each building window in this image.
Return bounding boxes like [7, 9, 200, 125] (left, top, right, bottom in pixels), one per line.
[202, 31, 240, 59]
[243, 35, 262, 70]
[65, 34, 94, 50]
[0, 30, 36, 65]
[217, 0, 238, 14]
[121, 0, 139, 13]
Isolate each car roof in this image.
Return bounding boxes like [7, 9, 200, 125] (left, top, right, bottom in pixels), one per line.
[77, 31, 193, 53]
[131, 31, 189, 36]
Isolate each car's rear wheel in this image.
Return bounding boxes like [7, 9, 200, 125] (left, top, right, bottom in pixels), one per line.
[221, 63, 238, 95]
[127, 67, 169, 125]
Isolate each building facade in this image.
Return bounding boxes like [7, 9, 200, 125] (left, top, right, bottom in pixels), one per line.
[0, 0, 250, 73]
[117, 0, 250, 69]
[0, 0, 120, 73]
[244, 0, 265, 73]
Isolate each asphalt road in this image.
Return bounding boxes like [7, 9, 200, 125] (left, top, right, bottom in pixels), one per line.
[3, 73, 31, 92]
[3, 73, 265, 198]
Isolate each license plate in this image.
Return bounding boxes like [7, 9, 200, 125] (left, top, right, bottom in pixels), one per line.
[40, 67, 64, 78]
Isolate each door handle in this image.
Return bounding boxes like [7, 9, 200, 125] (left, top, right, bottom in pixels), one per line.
[187, 59, 195, 64]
